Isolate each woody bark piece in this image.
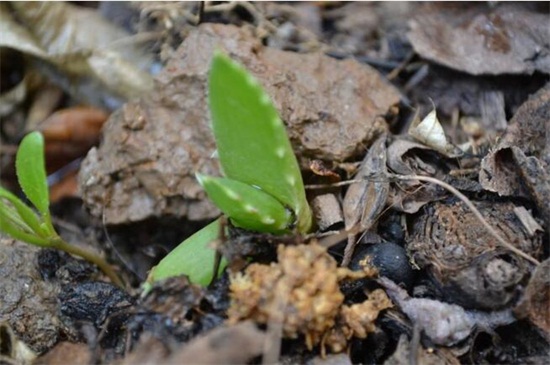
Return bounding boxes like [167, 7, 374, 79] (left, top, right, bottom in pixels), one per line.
[311, 194, 343, 231]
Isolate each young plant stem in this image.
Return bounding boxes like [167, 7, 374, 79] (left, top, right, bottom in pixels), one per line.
[50, 237, 124, 288]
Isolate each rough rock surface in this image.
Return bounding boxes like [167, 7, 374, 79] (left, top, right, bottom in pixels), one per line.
[0, 237, 62, 354]
[79, 24, 401, 225]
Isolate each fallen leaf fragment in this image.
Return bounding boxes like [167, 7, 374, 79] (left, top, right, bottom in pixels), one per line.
[408, 108, 463, 158]
[408, 3, 550, 75]
[514, 258, 550, 339]
[342, 135, 389, 265]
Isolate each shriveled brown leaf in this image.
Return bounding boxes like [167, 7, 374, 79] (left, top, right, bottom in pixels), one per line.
[386, 138, 449, 213]
[1, 2, 153, 109]
[408, 109, 463, 158]
[408, 200, 543, 309]
[480, 83, 550, 229]
[514, 258, 550, 340]
[408, 3, 550, 75]
[342, 135, 389, 266]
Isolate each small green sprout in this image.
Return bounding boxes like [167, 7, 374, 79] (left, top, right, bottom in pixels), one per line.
[205, 52, 312, 234]
[145, 52, 312, 288]
[0, 132, 123, 287]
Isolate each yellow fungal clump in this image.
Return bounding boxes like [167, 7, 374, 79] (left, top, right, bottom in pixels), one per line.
[227, 243, 389, 353]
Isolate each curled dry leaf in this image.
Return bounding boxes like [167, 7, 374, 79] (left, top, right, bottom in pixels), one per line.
[386, 138, 453, 213]
[1, 2, 153, 109]
[480, 83, 550, 230]
[514, 258, 550, 339]
[342, 134, 389, 266]
[379, 277, 516, 347]
[408, 108, 463, 158]
[37, 106, 109, 176]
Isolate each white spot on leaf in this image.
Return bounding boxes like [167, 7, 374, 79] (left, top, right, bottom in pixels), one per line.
[244, 204, 258, 214]
[262, 217, 275, 225]
[246, 74, 260, 88]
[223, 187, 241, 201]
[286, 174, 296, 186]
[260, 93, 270, 105]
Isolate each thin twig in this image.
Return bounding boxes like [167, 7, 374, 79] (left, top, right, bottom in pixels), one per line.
[316, 173, 540, 266]
[388, 173, 540, 265]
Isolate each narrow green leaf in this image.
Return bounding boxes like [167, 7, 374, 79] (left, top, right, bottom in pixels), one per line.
[0, 203, 32, 233]
[208, 52, 311, 233]
[146, 219, 226, 287]
[15, 131, 49, 216]
[0, 186, 48, 237]
[197, 173, 292, 234]
[0, 208, 51, 246]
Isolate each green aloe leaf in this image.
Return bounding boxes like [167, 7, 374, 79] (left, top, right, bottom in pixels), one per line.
[197, 174, 292, 234]
[146, 219, 226, 287]
[0, 186, 48, 238]
[0, 207, 50, 246]
[208, 52, 311, 233]
[15, 131, 49, 216]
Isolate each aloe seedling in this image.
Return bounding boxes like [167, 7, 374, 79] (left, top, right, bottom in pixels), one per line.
[145, 52, 312, 288]
[0, 131, 123, 287]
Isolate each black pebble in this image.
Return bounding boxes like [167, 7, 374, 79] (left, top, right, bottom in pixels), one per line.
[350, 243, 415, 289]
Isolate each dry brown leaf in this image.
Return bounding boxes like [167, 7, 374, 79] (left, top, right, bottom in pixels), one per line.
[408, 108, 463, 158]
[408, 3, 550, 75]
[342, 134, 389, 266]
[1, 2, 153, 109]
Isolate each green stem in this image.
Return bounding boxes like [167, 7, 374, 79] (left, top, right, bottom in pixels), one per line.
[50, 237, 124, 288]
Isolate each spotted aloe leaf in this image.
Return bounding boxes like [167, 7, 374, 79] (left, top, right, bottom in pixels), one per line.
[207, 52, 311, 233]
[146, 219, 226, 289]
[196, 174, 292, 234]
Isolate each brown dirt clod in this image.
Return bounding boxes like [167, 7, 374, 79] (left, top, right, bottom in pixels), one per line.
[79, 23, 400, 225]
